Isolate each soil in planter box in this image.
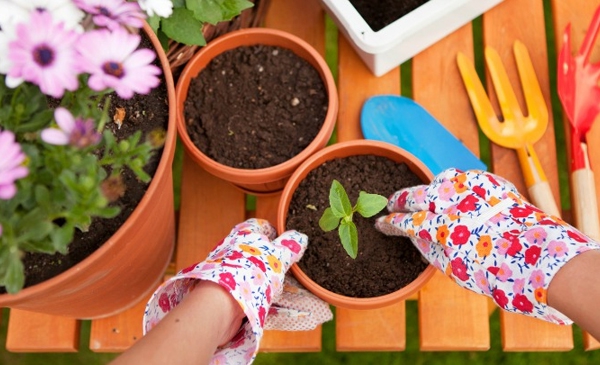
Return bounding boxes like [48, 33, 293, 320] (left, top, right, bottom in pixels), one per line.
[286, 155, 429, 298]
[0, 34, 169, 292]
[350, 0, 431, 32]
[184, 45, 328, 169]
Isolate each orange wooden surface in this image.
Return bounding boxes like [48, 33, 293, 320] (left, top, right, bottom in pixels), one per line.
[4, 0, 600, 355]
[6, 310, 79, 352]
[412, 22, 491, 351]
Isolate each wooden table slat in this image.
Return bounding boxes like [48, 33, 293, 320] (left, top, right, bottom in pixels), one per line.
[334, 23, 406, 350]
[412, 22, 491, 351]
[483, 0, 572, 351]
[336, 305, 406, 351]
[6, 310, 79, 352]
[89, 297, 147, 352]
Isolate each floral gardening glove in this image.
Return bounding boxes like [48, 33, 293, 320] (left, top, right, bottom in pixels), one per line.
[143, 219, 332, 365]
[375, 168, 600, 324]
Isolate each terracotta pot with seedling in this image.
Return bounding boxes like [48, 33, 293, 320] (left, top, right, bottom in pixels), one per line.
[278, 140, 436, 310]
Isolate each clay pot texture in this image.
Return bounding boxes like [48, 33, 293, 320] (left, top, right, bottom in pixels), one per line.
[0, 24, 177, 319]
[176, 28, 338, 195]
[277, 140, 437, 310]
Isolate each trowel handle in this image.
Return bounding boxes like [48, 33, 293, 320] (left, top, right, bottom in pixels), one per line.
[527, 181, 561, 218]
[572, 168, 600, 241]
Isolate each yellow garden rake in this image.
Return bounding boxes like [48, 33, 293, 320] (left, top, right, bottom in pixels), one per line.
[457, 41, 561, 217]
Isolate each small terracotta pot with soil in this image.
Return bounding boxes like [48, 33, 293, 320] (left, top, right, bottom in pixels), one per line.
[176, 28, 338, 195]
[278, 140, 436, 310]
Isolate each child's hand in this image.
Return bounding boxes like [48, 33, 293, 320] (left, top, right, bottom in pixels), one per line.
[376, 168, 600, 324]
[144, 219, 331, 363]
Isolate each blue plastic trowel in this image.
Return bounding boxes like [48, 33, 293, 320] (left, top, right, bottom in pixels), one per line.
[360, 95, 486, 175]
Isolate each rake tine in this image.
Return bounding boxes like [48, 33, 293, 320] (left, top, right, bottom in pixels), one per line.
[513, 40, 548, 135]
[579, 4, 600, 64]
[456, 52, 503, 138]
[485, 46, 523, 126]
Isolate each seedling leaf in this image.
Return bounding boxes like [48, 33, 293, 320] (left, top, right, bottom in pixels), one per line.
[356, 191, 388, 218]
[329, 180, 352, 217]
[319, 207, 340, 231]
[339, 220, 358, 259]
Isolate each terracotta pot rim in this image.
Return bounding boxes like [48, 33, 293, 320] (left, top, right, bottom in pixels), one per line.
[175, 28, 338, 185]
[0, 22, 177, 302]
[278, 140, 437, 310]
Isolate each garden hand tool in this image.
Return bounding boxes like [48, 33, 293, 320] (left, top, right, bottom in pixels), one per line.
[144, 219, 332, 363]
[361, 95, 487, 175]
[557, 5, 600, 241]
[457, 41, 561, 217]
[376, 168, 600, 324]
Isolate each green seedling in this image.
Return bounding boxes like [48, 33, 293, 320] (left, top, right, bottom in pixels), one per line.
[319, 180, 388, 259]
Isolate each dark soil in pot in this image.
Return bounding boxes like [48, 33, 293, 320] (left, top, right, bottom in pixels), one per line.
[184, 45, 328, 169]
[0, 34, 169, 293]
[286, 154, 429, 298]
[349, 0, 431, 32]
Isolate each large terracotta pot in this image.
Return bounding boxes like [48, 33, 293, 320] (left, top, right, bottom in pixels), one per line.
[278, 140, 437, 310]
[176, 28, 338, 195]
[0, 24, 177, 319]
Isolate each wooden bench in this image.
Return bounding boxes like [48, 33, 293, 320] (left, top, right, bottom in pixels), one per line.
[2, 0, 600, 354]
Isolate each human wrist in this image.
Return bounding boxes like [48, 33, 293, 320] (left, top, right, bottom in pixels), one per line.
[188, 280, 246, 346]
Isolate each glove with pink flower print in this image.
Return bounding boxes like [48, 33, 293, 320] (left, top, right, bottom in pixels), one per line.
[375, 168, 600, 324]
[143, 219, 332, 364]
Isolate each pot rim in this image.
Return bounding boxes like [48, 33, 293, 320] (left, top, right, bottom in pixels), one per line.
[278, 139, 437, 310]
[175, 27, 338, 185]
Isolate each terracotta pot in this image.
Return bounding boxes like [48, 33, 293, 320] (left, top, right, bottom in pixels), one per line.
[277, 140, 437, 310]
[176, 28, 338, 195]
[0, 23, 177, 319]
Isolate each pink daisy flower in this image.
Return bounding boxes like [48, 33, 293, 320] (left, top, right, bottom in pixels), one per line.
[74, 0, 145, 30]
[76, 28, 161, 99]
[0, 129, 29, 200]
[41, 107, 101, 148]
[7, 11, 80, 98]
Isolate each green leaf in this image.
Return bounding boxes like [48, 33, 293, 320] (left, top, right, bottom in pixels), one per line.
[187, 0, 253, 24]
[218, 0, 254, 21]
[319, 207, 340, 232]
[147, 14, 161, 34]
[50, 223, 75, 254]
[329, 180, 352, 218]
[161, 8, 206, 46]
[339, 220, 358, 259]
[4, 251, 25, 294]
[157, 28, 170, 52]
[356, 191, 388, 218]
[15, 109, 53, 133]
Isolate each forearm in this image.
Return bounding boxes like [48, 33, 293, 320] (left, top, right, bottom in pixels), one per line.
[111, 280, 245, 365]
[548, 249, 600, 339]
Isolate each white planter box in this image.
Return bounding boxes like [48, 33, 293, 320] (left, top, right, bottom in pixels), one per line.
[321, 0, 504, 76]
